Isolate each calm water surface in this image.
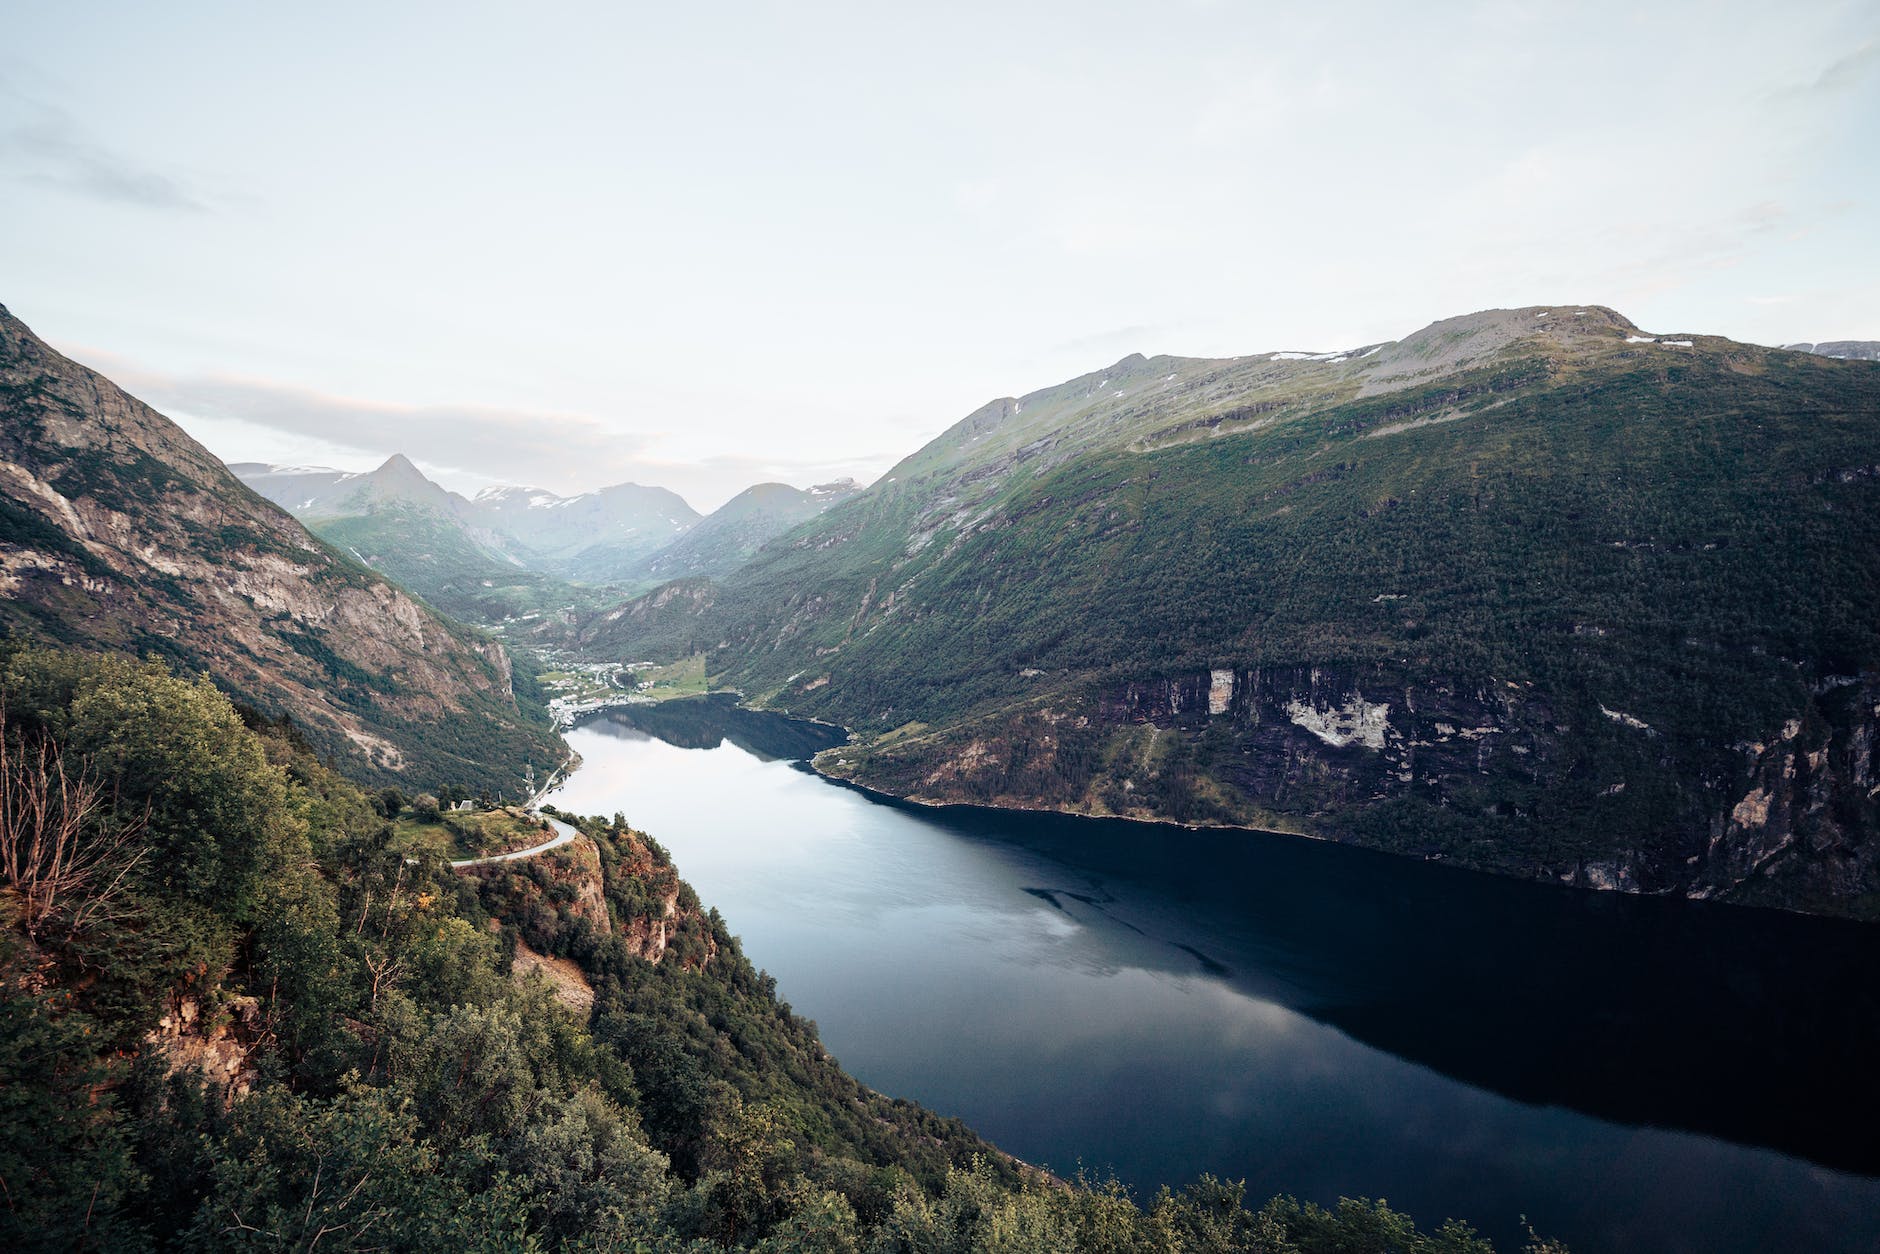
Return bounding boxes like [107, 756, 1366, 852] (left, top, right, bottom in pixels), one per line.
[549, 699, 1880, 1254]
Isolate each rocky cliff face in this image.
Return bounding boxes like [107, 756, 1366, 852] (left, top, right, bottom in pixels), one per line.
[824, 662, 1880, 917]
[466, 821, 719, 970]
[144, 990, 263, 1108]
[1699, 676, 1880, 908]
[0, 303, 561, 794]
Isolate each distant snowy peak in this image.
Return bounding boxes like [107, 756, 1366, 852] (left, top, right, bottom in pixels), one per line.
[474, 485, 565, 509]
[810, 478, 861, 503]
[1782, 341, 1880, 362]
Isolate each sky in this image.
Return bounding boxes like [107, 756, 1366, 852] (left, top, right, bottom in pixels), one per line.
[4, 1, 1877, 512]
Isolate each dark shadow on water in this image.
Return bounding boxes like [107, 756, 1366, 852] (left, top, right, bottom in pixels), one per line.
[891, 792, 1880, 1181]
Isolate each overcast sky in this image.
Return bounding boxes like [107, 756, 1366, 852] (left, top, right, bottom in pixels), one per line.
[5, 1, 1876, 511]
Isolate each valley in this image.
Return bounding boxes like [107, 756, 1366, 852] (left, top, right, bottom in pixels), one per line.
[9, 7, 1876, 1249]
[3, 295, 1876, 1252]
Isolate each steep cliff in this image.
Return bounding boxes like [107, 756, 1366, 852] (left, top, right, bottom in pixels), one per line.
[0, 303, 562, 795]
[822, 665, 1880, 916]
[465, 817, 718, 971]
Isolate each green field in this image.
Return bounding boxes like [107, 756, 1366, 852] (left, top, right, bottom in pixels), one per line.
[387, 805, 554, 861]
[632, 653, 709, 701]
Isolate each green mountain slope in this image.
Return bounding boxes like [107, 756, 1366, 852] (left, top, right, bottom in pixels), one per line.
[0, 305, 562, 797]
[638, 479, 862, 583]
[237, 459, 633, 625]
[570, 306, 1880, 917]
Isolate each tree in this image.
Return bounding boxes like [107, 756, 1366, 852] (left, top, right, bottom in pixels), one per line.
[0, 714, 146, 941]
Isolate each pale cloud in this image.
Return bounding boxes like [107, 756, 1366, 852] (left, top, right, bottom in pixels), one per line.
[1774, 39, 1880, 98]
[64, 346, 880, 513]
[0, 84, 208, 212]
[952, 179, 1001, 216]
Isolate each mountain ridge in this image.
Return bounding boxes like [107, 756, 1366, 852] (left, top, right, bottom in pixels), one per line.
[238, 459, 862, 614]
[555, 303, 1880, 918]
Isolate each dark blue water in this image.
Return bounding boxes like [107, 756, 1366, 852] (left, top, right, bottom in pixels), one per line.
[550, 699, 1880, 1254]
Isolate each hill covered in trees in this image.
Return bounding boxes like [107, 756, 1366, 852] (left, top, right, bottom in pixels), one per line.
[0, 646, 1548, 1252]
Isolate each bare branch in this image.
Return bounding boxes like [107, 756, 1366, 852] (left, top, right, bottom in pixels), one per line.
[0, 712, 148, 941]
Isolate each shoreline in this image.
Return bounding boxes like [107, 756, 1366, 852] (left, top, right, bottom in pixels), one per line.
[554, 697, 1841, 922]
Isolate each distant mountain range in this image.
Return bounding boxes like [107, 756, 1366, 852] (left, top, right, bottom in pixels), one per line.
[233, 459, 858, 623]
[555, 305, 1880, 918]
[1783, 341, 1880, 361]
[0, 304, 562, 796]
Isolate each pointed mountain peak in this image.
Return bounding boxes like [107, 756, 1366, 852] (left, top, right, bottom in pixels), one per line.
[374, 452, 426, 479]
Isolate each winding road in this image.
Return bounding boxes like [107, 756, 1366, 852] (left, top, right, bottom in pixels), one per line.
[449, 815, 580, 869]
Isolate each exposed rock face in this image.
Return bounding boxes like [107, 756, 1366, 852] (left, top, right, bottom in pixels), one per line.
[511, 936, 595, 1015]
[465, 834, 613, 937]
[1207, 668, 1234, 715]
[559, 836, 613, 936]
[144, 990, 261, 1107]
[1092, 663, 1552, 818]
[0, 304, 560, 793]
[825, 662, 1880, 917]
[622, 887, 685, 965]
[606, 830, 700, 966]
[1283, 691, 1391, 750]
[468, 822, 720, 972]
[1695, 677, 1880, 906]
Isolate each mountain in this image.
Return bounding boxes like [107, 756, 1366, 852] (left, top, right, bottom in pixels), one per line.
[236, 461, 700, 616]
[239, 461, 861, 610]
[561, 305, 1880, 918]
[469, 481, 699, 581]
[1783, 341, 1880, 361]
[236, 456, 590, 625]
[235, 453, 459, 520]
[0, 303, 562, 797]
[638, 479, 861, 583]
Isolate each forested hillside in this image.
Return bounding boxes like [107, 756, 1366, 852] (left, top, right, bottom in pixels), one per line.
[563, 307, 1880, 917]
[0, 646, 1541, 1251]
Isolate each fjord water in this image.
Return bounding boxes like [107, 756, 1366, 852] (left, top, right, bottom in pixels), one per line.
[550, 700, 1880, 1254]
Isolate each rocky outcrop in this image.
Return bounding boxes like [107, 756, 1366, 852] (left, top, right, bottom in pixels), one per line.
[1694, 677, 1880, 907]
[622, 886, 684, 965]
[1092, 664, 1554, 815]
[558, 836, 613, 936]
[464, 833, 612, 939]
[510, 936, 595, 1015]
[144, 990, 261, 1107]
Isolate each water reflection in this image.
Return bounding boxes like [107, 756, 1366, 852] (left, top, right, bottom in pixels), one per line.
[552, 700, 1880, 1254]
